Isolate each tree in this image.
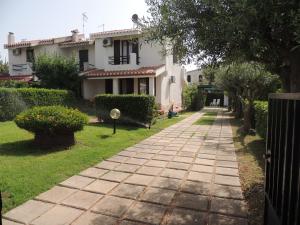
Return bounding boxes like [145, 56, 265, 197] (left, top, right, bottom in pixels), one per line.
[0, 56, 8, 73]
[145, 0, 300, 92]
[202, 65, 216, 84]
[215, 62, 280, 132]
[34, 55, 81, 95]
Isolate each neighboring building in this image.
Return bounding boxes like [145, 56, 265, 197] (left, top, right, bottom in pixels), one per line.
[4, 28, 185, 110]
[186, 68, 203, 84]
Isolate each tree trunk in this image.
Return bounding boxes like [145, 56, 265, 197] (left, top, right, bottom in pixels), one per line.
[243, 103, 252, 133]
[289, 49, 300, 92]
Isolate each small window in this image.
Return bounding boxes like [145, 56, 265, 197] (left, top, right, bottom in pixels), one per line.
[199, 75, 203, 82]
[138, 78, 149, 94]
[187, 75, 191, 83]
[26, 49, 34, 63]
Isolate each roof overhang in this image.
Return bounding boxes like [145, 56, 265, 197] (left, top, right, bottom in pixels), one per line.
[90, 29, 141, 39]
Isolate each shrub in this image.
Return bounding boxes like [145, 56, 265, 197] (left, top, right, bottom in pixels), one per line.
[95, 94, 155, 125]
[0, 88, 75, 121]
[0, 80, 29, 88]
[254, 101, 268, 139]
[182, 84, 204, 111]
[15, 106, 88, 147]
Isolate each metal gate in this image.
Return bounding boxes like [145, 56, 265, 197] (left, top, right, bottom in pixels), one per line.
[264, 93, 300, 225]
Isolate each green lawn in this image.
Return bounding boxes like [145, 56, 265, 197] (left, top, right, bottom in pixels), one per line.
[193, 111, 218, 125]
[0, 112, 192, 213]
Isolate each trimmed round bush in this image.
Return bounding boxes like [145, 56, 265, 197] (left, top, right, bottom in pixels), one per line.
[15, 106, 89, 147]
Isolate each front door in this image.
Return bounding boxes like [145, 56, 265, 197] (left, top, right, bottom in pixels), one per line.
[79, 50, 88, 71]
[105, 79, 113, 94]
[119, 78, 134, 94]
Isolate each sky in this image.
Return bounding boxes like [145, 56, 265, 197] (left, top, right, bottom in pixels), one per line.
[0, 0, 196, 70]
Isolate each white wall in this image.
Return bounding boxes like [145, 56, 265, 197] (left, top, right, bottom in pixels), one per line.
[186, 69, 202, 84]
[82, 79, 105, 99]
[139, 39, 165, 67]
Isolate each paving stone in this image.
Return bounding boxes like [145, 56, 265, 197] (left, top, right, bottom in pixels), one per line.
[153, 154, 174, 161]
[178, 151, 196, 157]
[212, 184, 244, 199]
[3, 200, 53, 224]
[31, 205, 83, 225]
[60, 175, 95, 189]
[173, 193, 208, 211]
[111, 183, 145, 199]
[107, 155, 130, 163]
[194, 158, 215, 166]
[208, 213, 248, 225]
[159, 150, 178, 155]
[191, 164, 214, 173]
[114, 163, 140, 173]
[151, 177, 182, 190]
[216, 160, 238, 168]
[136, 166, 163, 176]
[125, 174, 154, 186]
[119, 220, 146, 225]
[61, 190, 103, 210]
[36, 186, 76, 203]
[73, 212, 117, 225]
[79, 167, 108, 178]
[134, 152, 155, 159]
[95, 161, 120, 170]
[161, 168, 187, 179]
[181, 181, 211, 195]
[197, 153, 216, 159]
[173, 156, 194, 163]
[216, 155, 237, 161]
[216, 167, 239, 176]
[215, 175, 241, 186]
[92, 196, 133, 217]
[166, 208, 207, 225]
[187, 171, 212, 183]
[126, 157, 148, 165]
[211, 197, 247, 217]
[125, 202, 166, 224]
[100, 171, 131, 182]
[200, 149, 217, 155]
[140, 187, 176, 205]
[84, 180, 119, 194]
[2, 220, 23, 225]
[167, 161, 190, 170]
[145, 160, 168, 167]
[118, 150, 137, 157]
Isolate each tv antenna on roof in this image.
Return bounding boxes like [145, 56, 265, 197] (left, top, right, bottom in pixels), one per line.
[82, 12, 88, 35]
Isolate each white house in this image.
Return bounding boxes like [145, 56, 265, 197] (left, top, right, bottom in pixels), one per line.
[4, 28, 185, 110]
[186, 68, 203, 84]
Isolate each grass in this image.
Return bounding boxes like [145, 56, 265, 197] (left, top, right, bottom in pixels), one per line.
[193, 111, 218, 125]
[0, 112, 193, 213]
[230, 115, 265, 225]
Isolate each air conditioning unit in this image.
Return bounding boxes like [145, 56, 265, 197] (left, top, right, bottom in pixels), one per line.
[170, 75, 176, 83]
[103, 38, 112, 47]
[12, 48, 21, 56]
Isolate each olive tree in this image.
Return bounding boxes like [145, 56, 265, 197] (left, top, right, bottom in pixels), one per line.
[215, 62, 280, 132]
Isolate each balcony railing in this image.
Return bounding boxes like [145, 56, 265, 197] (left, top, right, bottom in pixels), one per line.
[108, 56, 130, 65]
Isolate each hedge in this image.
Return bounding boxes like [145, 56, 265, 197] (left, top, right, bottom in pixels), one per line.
[95, 94, 155, 125]
[254, 101, 268, 139]
[15, 106, 88, 135]
[0, 88, 75, 121]
[182, 84, 205, 111]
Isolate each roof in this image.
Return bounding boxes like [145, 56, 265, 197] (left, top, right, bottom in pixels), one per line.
[90, 28, 141, 39]
[0, 75, 33, 82]
[83, 65, 165, 78]
[59, 40, 95, 48]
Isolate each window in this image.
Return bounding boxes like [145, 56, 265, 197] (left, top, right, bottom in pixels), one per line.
[26, 49, 34, 63]
[199, 75, 203, 82]
[138, 78, 149, 95]
[187, 75, 191, 83]
[105, 79, 113, 94]
[119, 78, 134, 94]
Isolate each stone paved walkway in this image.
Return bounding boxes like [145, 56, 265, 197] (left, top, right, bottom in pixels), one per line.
[3, 110, 248, 225]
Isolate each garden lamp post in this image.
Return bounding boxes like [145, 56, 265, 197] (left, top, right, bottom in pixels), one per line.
[110, 108, 121, 134]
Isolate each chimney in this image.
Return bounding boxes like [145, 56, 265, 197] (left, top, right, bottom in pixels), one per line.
[7, 32, 15, 45]
[71, 29, 79, 42]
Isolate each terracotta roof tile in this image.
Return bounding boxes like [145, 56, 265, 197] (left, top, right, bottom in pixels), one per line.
[4, 41, 31, 49]
[59, 40, 94, 48]
[84, 65, 165, 78]
[0, 75, 33, 82]
[90, 28, 140, 39]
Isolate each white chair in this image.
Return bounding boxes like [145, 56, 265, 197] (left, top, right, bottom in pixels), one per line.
[216, 99, 220, 107]
[210, 99, 216, 106]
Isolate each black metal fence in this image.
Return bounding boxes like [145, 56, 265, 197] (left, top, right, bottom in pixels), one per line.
[264, 93, 300, 225]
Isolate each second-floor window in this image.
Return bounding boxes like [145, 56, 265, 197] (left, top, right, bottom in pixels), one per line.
[187, 75, 191, 83]
[26, 49, 34, 63]
[111, 39, 139, 65]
